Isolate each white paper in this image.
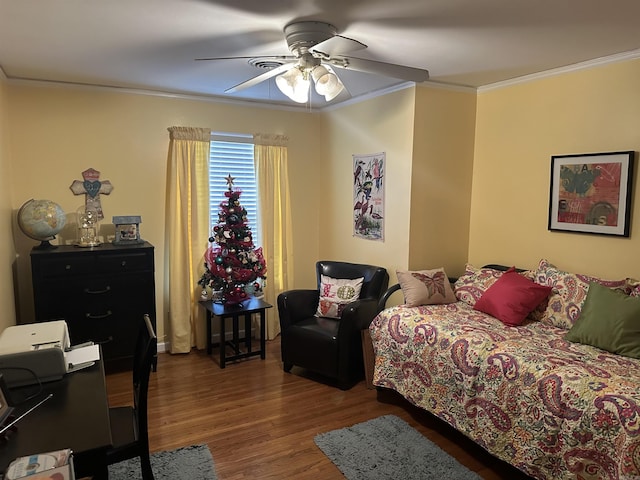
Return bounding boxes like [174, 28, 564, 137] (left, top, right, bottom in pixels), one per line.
[64, 343, 100, 371]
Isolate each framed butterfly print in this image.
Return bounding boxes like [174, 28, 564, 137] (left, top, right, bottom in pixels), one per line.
[548, 151, 635, 237]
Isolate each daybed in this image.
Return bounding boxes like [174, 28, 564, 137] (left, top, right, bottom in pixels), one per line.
[370, 260, 640, 480]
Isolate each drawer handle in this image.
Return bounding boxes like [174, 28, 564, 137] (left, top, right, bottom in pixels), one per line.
[84, 286, 111, 295]
[85, 310, 112, 319]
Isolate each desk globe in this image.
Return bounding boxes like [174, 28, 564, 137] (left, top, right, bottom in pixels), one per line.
[17, 199, 66, 249]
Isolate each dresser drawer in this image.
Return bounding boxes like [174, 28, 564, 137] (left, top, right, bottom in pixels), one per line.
[36, 256, 94, 278]
[96, 252, 151, 273]
[36, 273, 151, 320]
[71, 315, 142, 362]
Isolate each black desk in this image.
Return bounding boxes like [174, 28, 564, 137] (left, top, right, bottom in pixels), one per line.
[0, 360, 112, 479]
[200, 297, 272, 368]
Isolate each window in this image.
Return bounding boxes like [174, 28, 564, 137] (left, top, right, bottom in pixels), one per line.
[209, 133, 260, 247]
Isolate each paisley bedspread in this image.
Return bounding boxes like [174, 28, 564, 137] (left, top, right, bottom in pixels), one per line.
[370, 302, 640, 480]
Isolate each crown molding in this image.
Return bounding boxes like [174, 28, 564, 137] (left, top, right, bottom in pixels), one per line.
[3, 76, 317, 112]
[4, 74, 418, 113]
[5, 48, 640, 107]
[479, 49, 640, 93]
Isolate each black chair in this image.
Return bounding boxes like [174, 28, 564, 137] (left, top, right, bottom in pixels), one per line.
[278, 261, 388, 389]
[106, 314, 157, 480]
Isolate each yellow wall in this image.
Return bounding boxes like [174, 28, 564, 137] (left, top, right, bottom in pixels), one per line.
[320, 88, 416, 286]
[471, 59, 640, 278]
[409, 86, 477, 277]
[0, 76, 17, 332]
[6, 84, 322, 344]
[4, 56, 640, 347]
[304, 85, 476, 302]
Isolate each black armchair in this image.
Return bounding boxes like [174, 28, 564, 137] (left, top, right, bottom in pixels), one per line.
[277, 261, 388, 389]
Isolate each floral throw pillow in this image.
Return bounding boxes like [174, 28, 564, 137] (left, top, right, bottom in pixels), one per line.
[396, 268, 457, 307]
[453, 264, 506, 307]
[316, 275, 364, 319]
[533, 258, 629, 330]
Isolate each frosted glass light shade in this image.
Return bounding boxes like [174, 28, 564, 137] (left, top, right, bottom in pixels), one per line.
[275, 68, 309, 103]
[311, 65, 344, 101]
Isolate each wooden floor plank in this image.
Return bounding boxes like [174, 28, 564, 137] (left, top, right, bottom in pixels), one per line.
[106, 337, 532, 479]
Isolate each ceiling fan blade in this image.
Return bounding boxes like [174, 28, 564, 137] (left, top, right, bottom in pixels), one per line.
[330, 56, 429, 83]
[195, 55, 294, 62]
[310, 35, 367, 57]
[225, 63, 295, 94]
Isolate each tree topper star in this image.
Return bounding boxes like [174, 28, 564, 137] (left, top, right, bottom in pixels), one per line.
[225, 174, 236, 190]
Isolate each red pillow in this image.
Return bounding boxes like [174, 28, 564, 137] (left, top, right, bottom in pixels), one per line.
[473, 268, 552, 326]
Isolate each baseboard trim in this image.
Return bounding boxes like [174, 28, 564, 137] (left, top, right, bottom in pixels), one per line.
[156, 327, 256, 354]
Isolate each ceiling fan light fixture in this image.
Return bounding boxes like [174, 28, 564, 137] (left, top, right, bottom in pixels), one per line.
[275, 67, 309, 103]
[312, 65, 344, 101]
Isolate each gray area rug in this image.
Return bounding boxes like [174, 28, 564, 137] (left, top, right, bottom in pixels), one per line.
[314, 414, 482, 480]
[108, 444, 217, 480]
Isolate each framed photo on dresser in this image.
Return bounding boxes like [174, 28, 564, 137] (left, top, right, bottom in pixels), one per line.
[112, 215, 144, 244]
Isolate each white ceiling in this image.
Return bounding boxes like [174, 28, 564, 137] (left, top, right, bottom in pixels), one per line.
[1, 0, 640, 110]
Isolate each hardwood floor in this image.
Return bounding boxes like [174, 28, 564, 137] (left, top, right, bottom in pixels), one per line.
[105, 337, 532, 480]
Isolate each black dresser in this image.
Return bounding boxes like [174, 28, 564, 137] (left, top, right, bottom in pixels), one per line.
[30, 242, 156, 372]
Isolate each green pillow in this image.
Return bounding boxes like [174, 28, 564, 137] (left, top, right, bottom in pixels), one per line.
[566, 282, 640, 359]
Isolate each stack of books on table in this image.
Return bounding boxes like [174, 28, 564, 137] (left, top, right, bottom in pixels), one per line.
[3, 448, 74, 480]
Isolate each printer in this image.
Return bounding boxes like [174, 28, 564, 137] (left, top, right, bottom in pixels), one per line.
[0, 321, 70, 387]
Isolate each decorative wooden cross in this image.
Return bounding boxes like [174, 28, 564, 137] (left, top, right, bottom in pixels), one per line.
[69, 168, 113, 220]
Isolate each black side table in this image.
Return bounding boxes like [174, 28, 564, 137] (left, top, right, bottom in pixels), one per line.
[199, 297, 272, 368]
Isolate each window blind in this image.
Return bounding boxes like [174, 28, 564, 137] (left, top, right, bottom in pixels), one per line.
[209, 135, 260, 247]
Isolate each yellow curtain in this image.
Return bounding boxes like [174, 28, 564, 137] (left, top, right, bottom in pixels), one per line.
[254, 134, 294, 339]
[166, 126, 210, 353]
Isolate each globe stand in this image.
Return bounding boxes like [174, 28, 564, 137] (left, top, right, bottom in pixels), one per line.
[34, 239, 58, 250]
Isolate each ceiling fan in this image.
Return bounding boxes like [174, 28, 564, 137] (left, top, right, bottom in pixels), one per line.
[196, 21, 430, 103]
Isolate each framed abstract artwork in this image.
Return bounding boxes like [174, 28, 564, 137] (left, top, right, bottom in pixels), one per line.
[548, 151, 635, 237]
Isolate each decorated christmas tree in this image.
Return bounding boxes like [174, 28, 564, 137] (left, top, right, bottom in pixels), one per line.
[198, 174, 267, 305]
